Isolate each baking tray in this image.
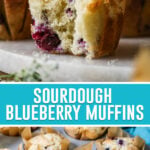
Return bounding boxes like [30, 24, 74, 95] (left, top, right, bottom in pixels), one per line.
[0, 127, 150, 150]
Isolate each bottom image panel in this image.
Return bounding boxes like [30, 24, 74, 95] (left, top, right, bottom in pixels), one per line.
[0, 127, 149, 150]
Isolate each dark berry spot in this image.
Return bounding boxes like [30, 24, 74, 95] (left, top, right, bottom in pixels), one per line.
[78, 38, 84, 44]
[66, 8, 73, 17]
[69, 0, 73, 3]
[118, 139, 124, 145]
[66, 8, 71, 13]
[32, 24, 61, 51]
[31, 127, 38, 131]
[78, 38, 86, 48]
[105, 148, 110, 150]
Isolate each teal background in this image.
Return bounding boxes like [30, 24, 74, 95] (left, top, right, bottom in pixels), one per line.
[0, 83, 149, 125]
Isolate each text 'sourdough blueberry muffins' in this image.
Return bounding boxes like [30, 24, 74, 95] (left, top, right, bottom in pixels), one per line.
[18, 127, 70, 150]
[29, 0, 126, 58]
[123, 0, 150, 37]
[64, 127, 108, 140]
[0, 0, 31, 40]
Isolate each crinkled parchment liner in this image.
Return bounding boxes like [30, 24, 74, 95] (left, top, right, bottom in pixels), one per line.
[64, 127, 108, 140]
[18, 127, 70, 150]
[0, 127, 25, 136]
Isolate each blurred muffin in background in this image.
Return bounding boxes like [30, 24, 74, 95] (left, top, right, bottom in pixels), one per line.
[0, 127, 37, 136]
[0, 0, 31, 40]
[0, 127, 25, 136]
[123, 0, 150, 37]
[132, 46, 150, 81]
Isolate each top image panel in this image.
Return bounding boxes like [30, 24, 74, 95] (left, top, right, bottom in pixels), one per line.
[0, 0, 150, 82]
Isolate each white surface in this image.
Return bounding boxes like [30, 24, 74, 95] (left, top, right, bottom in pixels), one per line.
[0, 135, 21, 149]
[0, 38, 149, 81]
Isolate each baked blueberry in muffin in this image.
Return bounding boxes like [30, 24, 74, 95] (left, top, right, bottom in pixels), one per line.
[29, 0, 126, 58]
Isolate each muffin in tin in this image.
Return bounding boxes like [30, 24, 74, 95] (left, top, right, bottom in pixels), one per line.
[75, 137, 145, 150]
[95, 136, 145, 150]
[75, 127, 145, 150]
[64, 127, 108, 140]
[18, 127, 70, 150]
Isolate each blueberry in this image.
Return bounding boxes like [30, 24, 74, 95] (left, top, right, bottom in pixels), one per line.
[66, 8, 73, 17]
[32, 24, 61, 51]
[78, 38, 84, 43]
[68, 0, 73, 3]
[118, 139, 124, 145]
[78, 38, 86, 48]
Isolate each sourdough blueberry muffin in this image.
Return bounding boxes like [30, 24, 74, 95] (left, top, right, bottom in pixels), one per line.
[19, 127, 70, 150]
[75, 137, 145, 150]
[123, 0, 150, 37]
[0, 0, 31, 40]
[29, 0, 126, 58]
[96, 136, 145, 150]
[76, 127, 144, 150]
[64, 127, 108, 140]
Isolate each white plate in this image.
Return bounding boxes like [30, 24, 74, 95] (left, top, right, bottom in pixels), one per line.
[0, 38, 149, 82]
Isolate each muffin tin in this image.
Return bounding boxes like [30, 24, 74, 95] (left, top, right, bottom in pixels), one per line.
[0, 127, 150, 150]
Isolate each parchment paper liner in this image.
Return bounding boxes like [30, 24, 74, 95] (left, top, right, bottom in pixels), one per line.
[19, 127, 70, 150]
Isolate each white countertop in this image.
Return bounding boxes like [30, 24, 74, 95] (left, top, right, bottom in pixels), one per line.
[0, 38, 149, 82]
